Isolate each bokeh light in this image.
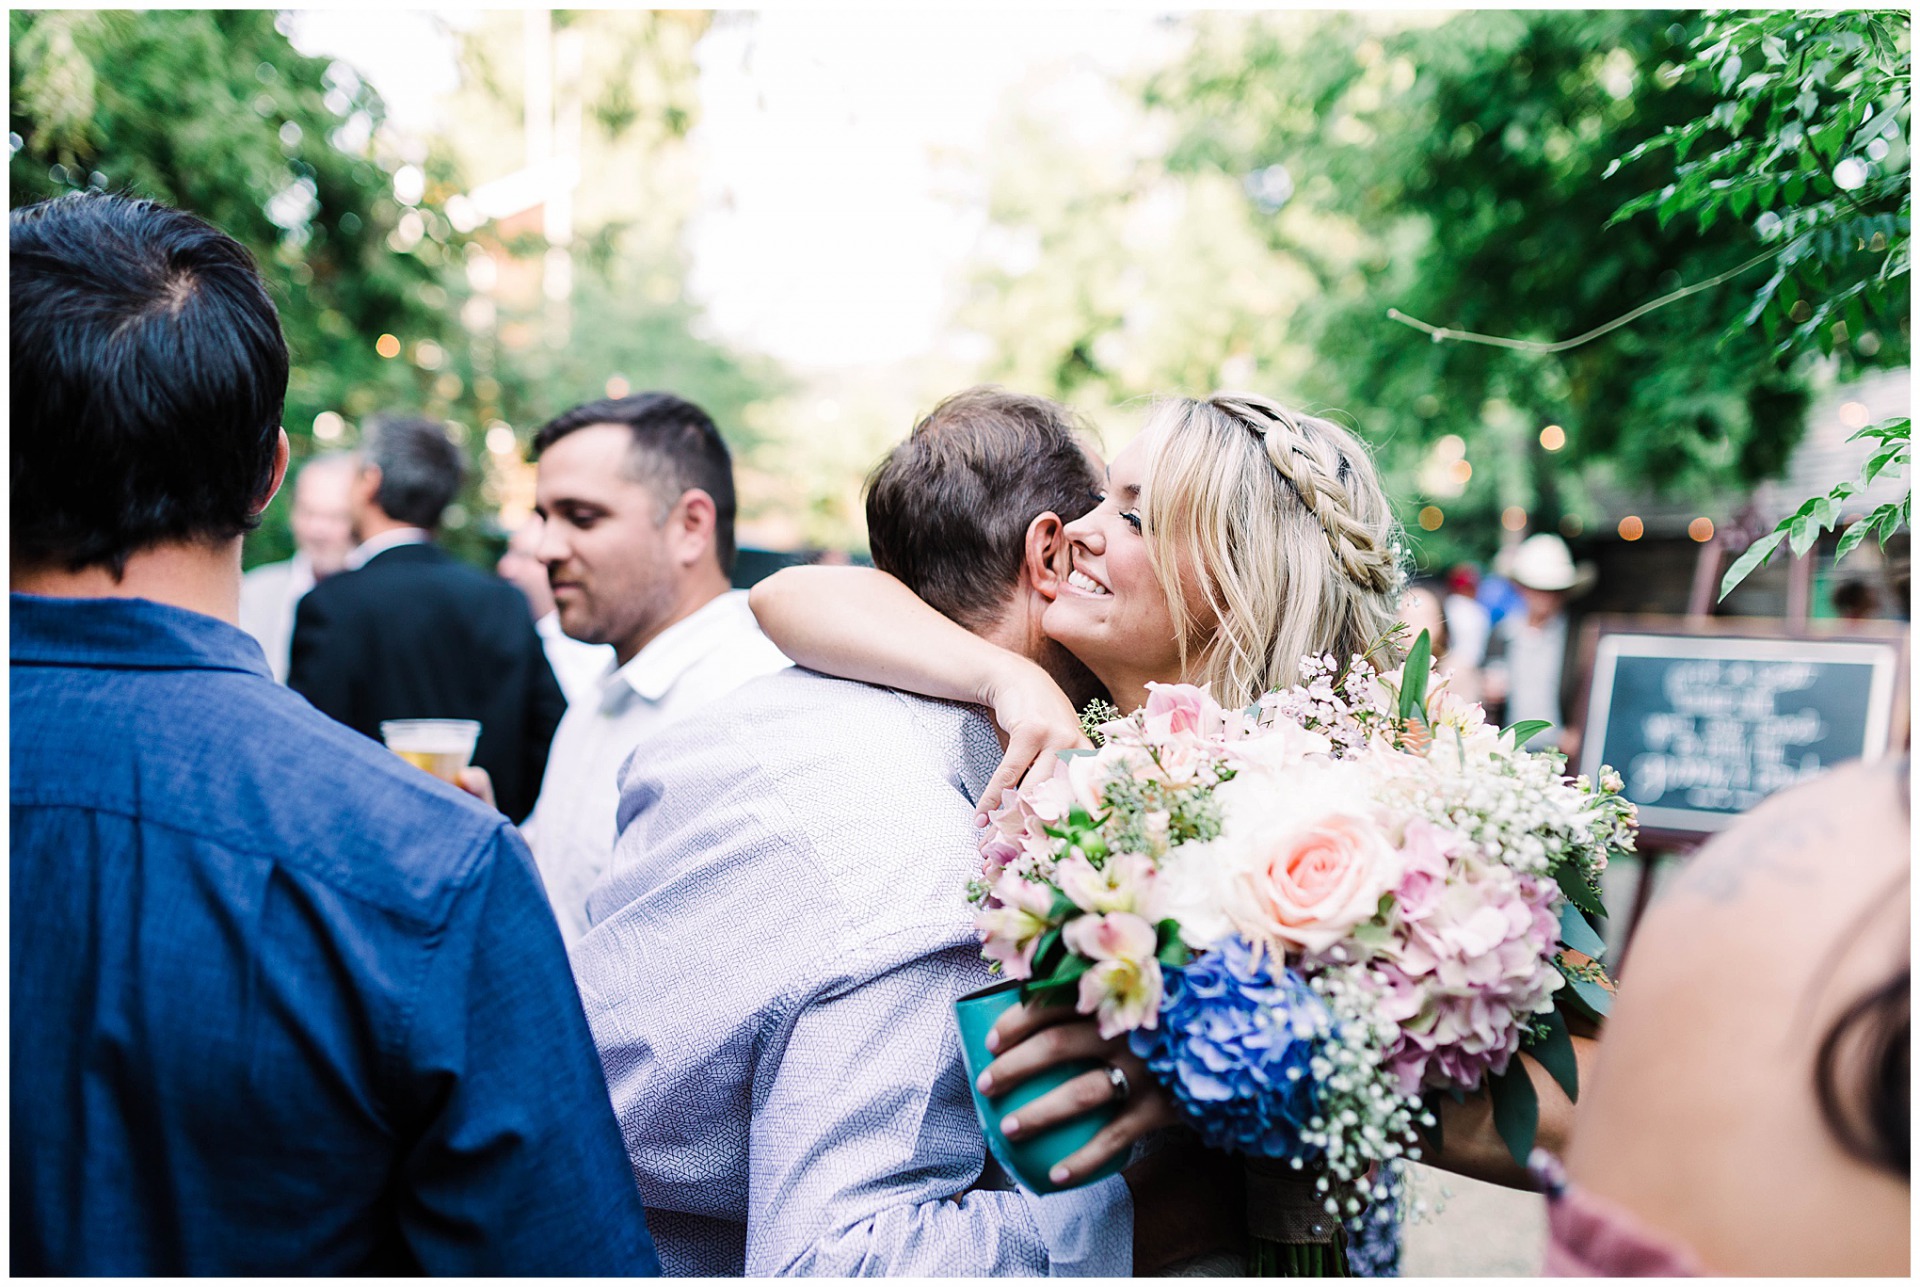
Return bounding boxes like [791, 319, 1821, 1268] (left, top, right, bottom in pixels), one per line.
[1539, 424, 1566, 451]
[1618, 515, 1645, 541]
[606, 375, 631, 398]
[1838, 401, 1871, 429]
[375, 333, 401, 359]
[1418, 505, 1445, 531]
[1501, 506, 1528, 532]
[1688, 516, 1715, 542]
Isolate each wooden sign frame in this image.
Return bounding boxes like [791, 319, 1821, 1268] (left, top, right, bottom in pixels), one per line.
[1572, 614, 1910, 850]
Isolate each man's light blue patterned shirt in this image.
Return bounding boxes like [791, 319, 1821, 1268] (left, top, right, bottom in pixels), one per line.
[573, 667, 1132, 1276]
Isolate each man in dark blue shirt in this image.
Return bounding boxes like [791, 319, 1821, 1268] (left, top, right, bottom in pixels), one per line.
[9, 193, 658, 1274]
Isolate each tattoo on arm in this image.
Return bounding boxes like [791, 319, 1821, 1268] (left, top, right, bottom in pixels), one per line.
[1667, 808, 1828, 904]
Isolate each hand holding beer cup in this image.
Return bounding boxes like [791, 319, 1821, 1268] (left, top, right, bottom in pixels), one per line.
[379, 720, 481, 785]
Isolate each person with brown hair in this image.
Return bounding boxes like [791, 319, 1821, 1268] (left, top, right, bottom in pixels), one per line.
[571, 386, 1237, 1275]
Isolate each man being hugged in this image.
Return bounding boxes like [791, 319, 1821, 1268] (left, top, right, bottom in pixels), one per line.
[9, 193, 656, 1275]
[574, 388, 1233, 1275]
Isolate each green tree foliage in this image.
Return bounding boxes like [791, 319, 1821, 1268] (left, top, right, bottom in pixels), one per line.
[1150, 11, 1839, 556]
[11, 9, 474, 561]
[1603, 9, 1911, 595]
[10, 9, 782, 567]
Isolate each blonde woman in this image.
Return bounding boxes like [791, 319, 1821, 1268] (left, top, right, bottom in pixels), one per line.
[754, 392, 1405, 812]
[753, 393, 1585, 1234]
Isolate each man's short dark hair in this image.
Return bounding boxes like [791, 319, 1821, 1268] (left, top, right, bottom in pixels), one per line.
[532, 392, 738, 575]
[865, 387, 1100, 632]
[361, 415, 465, 530]
[10, 192, 289, 576]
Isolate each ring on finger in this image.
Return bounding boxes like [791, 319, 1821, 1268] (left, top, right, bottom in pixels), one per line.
[1104, 1062, 1131, 1104]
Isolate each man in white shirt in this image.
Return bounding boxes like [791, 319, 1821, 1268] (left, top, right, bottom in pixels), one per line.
[520, 392, 788, 946]
[237, 452, 356, 681]
[496, 514, 615, 707]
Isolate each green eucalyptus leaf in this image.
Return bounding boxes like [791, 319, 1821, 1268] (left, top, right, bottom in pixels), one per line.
[1554, 864, 1607, 919]
[1557, 903, 1608, 959]
[1527, 1007, 1581, 1102]
[1487, 1061, 1540, 1167]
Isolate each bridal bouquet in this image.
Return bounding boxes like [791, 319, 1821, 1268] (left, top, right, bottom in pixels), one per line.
[970, 633, 1635, 1273]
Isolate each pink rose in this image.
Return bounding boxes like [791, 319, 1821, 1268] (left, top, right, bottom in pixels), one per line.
[1144, 679, 1221, 741]
[1232, 812, 1402, 956]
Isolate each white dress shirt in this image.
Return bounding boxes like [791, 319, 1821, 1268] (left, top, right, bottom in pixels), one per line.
[535, 610, 617, 709]
[1491, 611, 1569, 748]
[343, 526, 430, 570]
[573, 668, 1132, 1276]
[237, 553, 315, 683]
[525, 590, 788, 947]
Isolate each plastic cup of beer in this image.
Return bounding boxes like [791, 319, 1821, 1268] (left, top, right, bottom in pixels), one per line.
[379, 720, 481, 784]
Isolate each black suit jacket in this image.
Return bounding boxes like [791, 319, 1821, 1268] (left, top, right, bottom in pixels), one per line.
[289, 543, 566, 822]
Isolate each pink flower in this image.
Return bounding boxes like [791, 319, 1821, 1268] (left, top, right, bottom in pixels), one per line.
[1223, 716, 1333, 777]
[1392, 818, 1459, 920]
[1057, 850, 1158, 916]
[1062, 912, 1164, 1036]
[976, 873, 1057, 980]
[1231, 812, 1402, 957]
[1143, 682, 1223, 739]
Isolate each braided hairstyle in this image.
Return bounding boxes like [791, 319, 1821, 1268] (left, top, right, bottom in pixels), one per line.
[1138, 392, 1406, 707]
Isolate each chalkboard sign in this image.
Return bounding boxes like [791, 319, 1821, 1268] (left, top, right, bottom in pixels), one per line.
[1576, 617, 1909, 838]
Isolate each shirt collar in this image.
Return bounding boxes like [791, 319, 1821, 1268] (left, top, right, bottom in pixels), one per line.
[603, 591, 753, 708]
[345, 527, 431, 570]
[11, 592, 273, 679]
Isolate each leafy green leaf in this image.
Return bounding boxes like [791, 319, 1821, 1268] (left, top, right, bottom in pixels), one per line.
[1033, 951, 1090, 993]
[1399, 629, 1433, 722]
[1526, 1007, 1581, 1102]
[1557, 903, 1607, 959]
[1030, 928, 1064, 979]
[1719, 529, 1787, 600]
[1834, 517, 1872, 563]
[1554, 863, 1607, 919]
[1152, 918, 1192, 969]
[1503, 719, 1553, 747]
[1487, 1060, 1540, 1167]
[1569, 970, 1614, 1020]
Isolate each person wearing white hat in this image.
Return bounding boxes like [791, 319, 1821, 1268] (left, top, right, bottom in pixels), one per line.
[1484, 532, 1594, 753]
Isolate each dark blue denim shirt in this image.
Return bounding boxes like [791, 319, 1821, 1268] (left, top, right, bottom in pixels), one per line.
[10, 593, 658, 1275]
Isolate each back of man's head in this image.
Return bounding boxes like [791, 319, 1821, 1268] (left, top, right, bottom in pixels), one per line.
[361, 415, 465, 531]
[532, 391, 738, 575]
[10, 193, 289, 577]
[865, 387, 1099, 633]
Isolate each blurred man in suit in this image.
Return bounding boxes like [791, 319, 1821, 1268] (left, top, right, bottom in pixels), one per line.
[290, 415, 566, 821]
[238, 451, 356, 682]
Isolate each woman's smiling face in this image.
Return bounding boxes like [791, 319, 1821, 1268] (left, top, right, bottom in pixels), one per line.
[1043, 426, 1196, 703]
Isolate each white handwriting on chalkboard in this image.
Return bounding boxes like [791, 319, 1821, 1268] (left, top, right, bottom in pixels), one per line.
[1629, 659, 1827, 814]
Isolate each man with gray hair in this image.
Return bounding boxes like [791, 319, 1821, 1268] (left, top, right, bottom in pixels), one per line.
[290, 414, 566, 822]
[239, 451, 358, 682]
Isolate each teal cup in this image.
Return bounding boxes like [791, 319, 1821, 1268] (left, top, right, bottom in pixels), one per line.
[953, 979, 1128, 1195]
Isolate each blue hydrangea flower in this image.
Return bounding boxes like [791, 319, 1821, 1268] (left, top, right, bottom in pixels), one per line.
[1128, 935, 1328, 1162]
